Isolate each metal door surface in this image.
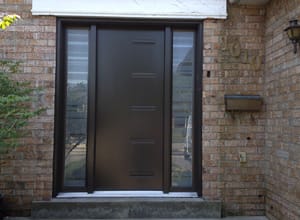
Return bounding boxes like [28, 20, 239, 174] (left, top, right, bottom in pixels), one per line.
[95, 28, 164, 190]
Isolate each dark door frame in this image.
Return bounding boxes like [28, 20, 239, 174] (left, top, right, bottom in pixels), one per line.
[53, 18, 203, 197]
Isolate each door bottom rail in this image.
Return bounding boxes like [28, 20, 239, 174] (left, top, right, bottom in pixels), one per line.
[56, 191, 198, 198]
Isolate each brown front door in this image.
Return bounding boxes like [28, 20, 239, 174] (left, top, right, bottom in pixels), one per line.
[95, 28, 165, 190]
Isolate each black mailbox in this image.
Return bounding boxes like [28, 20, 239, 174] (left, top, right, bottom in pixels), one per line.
[224, 95, 263, 111]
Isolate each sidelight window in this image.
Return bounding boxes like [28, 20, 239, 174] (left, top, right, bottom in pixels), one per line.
[171, 31, 195, 188]
[63, 29, 89, 187]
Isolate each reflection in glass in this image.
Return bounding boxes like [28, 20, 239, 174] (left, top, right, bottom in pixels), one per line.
[64, 29, 89, 187]
[172, 31, 194, 188]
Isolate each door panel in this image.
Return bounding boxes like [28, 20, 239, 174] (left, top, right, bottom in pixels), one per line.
[95, 29, 164, 190]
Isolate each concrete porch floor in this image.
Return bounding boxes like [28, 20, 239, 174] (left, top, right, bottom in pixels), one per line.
[4, 217, 268, 220]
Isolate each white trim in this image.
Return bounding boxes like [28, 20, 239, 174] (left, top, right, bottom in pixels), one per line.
[57, 191, 199, 198]
[32, 0, 227, 20]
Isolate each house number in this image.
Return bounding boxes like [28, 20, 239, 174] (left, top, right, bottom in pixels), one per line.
[221, 36, 262, 70]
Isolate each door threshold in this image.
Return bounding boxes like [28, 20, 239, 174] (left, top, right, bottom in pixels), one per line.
[57, 191, 198, 198]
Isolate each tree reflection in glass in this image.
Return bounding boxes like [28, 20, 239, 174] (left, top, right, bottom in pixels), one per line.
[64, 29, 89, 187]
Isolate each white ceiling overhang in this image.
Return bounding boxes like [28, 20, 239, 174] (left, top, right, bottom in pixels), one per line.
[31, 0, 227, 20]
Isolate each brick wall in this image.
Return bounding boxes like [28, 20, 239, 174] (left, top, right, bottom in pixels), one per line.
[0, 0, 55, 216]
[203, 4, 266, 216]
[264, 0, 300, 219]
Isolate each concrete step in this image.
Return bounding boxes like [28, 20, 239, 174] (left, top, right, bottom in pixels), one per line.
[31, 198, 221, 219]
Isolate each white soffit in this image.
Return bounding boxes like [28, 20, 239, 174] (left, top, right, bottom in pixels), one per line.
[31, 0, 227, 19]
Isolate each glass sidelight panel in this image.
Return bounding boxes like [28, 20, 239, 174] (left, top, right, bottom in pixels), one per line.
[171, 31, 194, 188]
[64, 29, 89, 187]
